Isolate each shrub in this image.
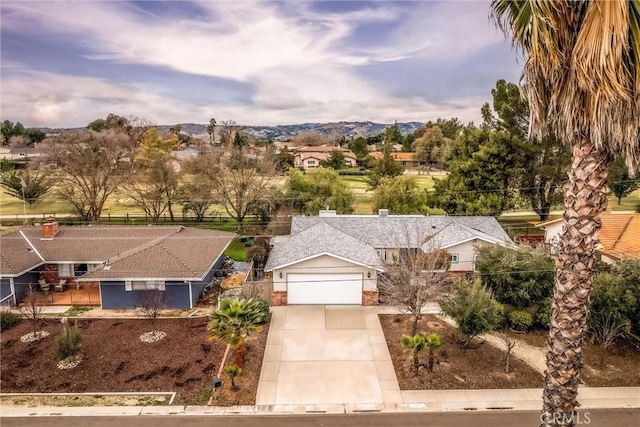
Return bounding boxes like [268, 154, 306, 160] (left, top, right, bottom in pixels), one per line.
[56, 317, 83, 360]
[509, 310, 533, 332]
[475, 244, 554, 307]
[441, 278, 503, 347]
[589, 259, 640, 333]
[249, 298, 271, 324]
[0, 310, 22, 331]
[537, 299, 552, 329]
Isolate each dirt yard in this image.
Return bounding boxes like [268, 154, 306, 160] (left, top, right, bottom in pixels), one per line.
[380, 314, 543, 390]
[0, 317, 268, 406]
[503, 328, 640, 387]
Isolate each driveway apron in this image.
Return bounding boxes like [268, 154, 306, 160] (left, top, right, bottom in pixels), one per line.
[256, 306, 401, 405]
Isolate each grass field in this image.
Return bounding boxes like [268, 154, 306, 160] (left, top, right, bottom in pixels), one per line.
[342, 173, 437, 214]
[1, 173, 637, 220]
[224, 236, 249, 261]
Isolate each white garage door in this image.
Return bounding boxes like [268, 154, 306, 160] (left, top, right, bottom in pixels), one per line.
[287, 273, 362, 305]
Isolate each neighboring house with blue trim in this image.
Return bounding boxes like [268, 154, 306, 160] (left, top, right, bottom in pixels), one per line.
[0, 221, 234, 309]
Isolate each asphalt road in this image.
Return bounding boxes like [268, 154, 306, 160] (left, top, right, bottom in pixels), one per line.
[2, 409, 639, 427]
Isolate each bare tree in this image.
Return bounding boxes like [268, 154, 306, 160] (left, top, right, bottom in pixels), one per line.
[590, 312, 626, 367]
[191, 148, 278, 231]
[498, 332, 517, 373]
[20, 286, 45, 335]
[38, 130, 136, 221]
[218, 120, 240, 147]
[180, 156, 217, 221]
[378, 227, 450, 335]
[137, 289, 167, 328]
[124, 155, 179, 222]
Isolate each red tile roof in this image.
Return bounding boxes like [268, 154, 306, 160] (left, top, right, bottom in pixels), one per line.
[599, 214, 640, 260]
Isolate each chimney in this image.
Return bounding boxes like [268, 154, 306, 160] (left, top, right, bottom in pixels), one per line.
[42, 219, 60, 239]
[378, 209, 389, 217]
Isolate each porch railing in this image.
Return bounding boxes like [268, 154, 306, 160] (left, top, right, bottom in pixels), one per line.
[70, 291, 100, 305]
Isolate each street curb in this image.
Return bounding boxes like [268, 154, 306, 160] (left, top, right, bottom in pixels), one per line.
[2, 397, 638, 417]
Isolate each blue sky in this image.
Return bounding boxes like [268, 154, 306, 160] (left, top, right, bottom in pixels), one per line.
[1, 1, 523, 128]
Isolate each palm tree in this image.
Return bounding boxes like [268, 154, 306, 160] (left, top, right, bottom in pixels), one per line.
[225, 364, 242, 391]
[490, 2, 640, 425]
[424, 332, 442, 372]
[400, 333, 427, 375]
[208, 298, 263, 347]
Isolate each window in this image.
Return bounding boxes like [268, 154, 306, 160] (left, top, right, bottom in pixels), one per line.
[58, 264, 75, 278]
[450, 254, 459, 263]
[307, 160, 316, 165]
[125, 280, 166, 291]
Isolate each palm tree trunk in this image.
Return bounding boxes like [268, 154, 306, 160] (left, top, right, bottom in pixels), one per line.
[541, 139, 609, 427]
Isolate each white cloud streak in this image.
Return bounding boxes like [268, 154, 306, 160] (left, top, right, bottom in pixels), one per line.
[1, 1, 517, 127]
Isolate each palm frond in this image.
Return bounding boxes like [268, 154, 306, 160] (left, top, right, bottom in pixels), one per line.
[492, 0, 640, 174]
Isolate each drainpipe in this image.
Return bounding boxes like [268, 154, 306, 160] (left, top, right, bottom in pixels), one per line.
[10, 277, 16, 306]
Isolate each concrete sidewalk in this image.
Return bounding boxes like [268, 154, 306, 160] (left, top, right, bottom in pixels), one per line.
[1, 387, 638, 417]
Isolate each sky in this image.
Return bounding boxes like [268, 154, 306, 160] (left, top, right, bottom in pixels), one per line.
[0, 1, 524, 129]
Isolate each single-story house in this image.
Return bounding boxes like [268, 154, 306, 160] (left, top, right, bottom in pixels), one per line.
[293, 146, 357, 169]
[536, 212, 640, 264]
[0, 146, 44, 164]
[264, 209, 514, 306]
[0, 221, 234, 309]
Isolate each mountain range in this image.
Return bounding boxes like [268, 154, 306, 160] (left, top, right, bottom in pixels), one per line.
[39, 121, 424, 141]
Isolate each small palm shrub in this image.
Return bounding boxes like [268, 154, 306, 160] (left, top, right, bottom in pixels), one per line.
[424, 332, 443, 372]
[509, 310, 533, 332]
[225, 364, 243, 391]
[250, 298, 271, 324]
[0, 310, 22, 331]
[56, 317, 82, 360]
[400, 333, 427, 375]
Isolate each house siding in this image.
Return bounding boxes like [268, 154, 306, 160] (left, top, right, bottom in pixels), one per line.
[447, 240, 488, 272]
[100, 281, 191, 309]
[3, 271, 41, 305]
[1, 280, 12, 305]
[190, 257, 224, 307]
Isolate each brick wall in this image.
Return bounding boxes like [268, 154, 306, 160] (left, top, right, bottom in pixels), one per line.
[362, 290, 378, 306]
[271, 291, 287, 306]
[42, 221, 60, 238]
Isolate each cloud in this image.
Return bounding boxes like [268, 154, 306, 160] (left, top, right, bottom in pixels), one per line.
[0, 1, 519, 128]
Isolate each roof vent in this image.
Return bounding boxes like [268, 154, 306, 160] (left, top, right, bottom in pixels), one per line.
[319, 209, 337, 217]
[378, 209, 389, 217]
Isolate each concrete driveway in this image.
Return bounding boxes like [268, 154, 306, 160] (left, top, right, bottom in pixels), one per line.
[256, 306, 401, 406]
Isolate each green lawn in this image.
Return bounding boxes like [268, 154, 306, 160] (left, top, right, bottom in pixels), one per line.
[341, 174, 436, 214]
[2, 173, 636, 223]
[224, 237, 249, 262]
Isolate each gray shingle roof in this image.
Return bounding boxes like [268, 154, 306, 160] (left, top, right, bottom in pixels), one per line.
[1, 226, 234, 281]
[0, 231, 44, 276]
[264, 222, 382, 271]
[290, 215, 512, 249]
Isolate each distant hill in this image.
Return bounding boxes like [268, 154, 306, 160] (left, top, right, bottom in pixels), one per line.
[40, 121, 424, 141]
